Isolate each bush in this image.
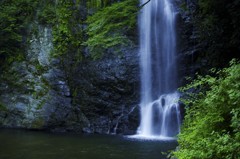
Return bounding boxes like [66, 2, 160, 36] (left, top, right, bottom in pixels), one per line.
[174, 59, 240, 159]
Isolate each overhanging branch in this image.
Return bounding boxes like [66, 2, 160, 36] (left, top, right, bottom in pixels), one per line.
[139, 0, 151, 9]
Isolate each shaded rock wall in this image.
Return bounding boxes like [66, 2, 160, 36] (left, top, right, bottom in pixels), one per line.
[0, 25, 89, 132]
[0, 23, 140, 134]
[175, 0, 202, 86]
[73, 49, 140, 134]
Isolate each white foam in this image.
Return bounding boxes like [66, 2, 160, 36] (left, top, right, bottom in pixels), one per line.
[126, 134, 176, 141]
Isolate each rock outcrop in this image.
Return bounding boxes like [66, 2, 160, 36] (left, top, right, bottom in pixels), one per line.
[73, 49, 140, 134]
[0, 24, 140, 134]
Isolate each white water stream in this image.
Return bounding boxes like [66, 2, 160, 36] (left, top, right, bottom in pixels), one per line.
[136, 0, 181, 139]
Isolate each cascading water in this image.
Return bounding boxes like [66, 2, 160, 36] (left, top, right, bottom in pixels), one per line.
[137, 0, 181, 139]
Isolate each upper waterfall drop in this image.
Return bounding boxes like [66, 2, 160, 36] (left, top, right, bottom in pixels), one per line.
[137, 0, 181, 139]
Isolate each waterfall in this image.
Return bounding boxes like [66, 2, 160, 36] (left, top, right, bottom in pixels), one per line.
[137, 0, 181, 139]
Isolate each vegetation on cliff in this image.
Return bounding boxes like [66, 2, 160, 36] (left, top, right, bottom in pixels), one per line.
[0, 0, 140, 134]
[85, 0, 138, 59]
[52, 0, 84, 61]
[0, 0, 36, 66]
[0, 0, 139, 64]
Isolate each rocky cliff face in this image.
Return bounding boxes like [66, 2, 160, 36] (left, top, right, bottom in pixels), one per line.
[175, 0, 203, 86]
[175, 0, 240, 84]
[0, 23, 140, 134]
[73, 49, 140, 134]
[0, 25, 88, 132]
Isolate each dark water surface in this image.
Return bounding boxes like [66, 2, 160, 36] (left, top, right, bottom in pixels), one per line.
[0, 129, 177, 159]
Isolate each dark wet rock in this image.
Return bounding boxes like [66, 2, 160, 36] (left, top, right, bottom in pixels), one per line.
[0, 24, 140, 134]
[72, 48, 140, 134]
[174, 0, 203, 87]
[0, 26, 89, 132]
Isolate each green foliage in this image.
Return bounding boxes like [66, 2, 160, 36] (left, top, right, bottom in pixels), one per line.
[87, 0, 113, 9]
[37, 1, 56, 25]
[52, 0, 84, 60]
[85, 0, 138, 59]
[0, 0, 84, 65]
[174, 59, 240, 159]
[36, 97, 49, 110]
[0, 0, 37, 64]
[0, 0, 139, 63]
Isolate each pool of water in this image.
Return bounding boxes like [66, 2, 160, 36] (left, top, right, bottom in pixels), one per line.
[0, 129, 177, 159]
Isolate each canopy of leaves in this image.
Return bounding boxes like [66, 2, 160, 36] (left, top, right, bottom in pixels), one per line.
[85, 0, 138, 59]
[174, 59, 240, 159]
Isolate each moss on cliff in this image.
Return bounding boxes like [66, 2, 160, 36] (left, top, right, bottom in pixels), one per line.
[0, 103, 7, 112]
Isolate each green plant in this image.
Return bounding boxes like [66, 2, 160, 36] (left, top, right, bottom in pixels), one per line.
[52, 0, 84, 61]
[37, 1, 56, 25]
[87, 0, 113, 9]
[0, 0, 37, 65]
[35, 62, 48, 75]
[85, 0, 138, 59]
[173, 59, 240, 159]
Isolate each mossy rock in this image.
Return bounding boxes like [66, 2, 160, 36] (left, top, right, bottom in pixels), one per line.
[0, 103, 7, 112]
[31, 117, 45, 129]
